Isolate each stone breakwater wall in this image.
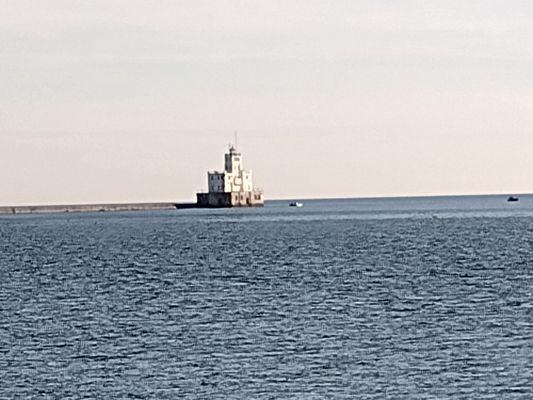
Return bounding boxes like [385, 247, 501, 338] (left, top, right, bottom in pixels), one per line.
[0, 203, 179, 215]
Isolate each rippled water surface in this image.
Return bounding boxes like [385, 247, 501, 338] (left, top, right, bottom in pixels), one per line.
[1, 196, 533, 398]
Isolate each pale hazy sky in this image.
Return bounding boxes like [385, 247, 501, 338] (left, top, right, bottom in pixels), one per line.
[1, 0, 533, 204]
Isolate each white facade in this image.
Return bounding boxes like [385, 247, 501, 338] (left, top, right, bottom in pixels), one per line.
[208, 146, 254, 193]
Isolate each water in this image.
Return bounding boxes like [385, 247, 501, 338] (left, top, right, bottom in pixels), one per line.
[1, 195, 532, 399]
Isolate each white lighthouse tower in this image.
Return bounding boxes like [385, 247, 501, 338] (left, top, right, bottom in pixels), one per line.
[197, 145, 264, 207]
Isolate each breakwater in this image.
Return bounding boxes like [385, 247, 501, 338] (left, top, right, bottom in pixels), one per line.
[0, 202, 180, 215]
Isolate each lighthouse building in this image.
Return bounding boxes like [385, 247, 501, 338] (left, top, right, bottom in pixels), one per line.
[196, 146, 264, 207]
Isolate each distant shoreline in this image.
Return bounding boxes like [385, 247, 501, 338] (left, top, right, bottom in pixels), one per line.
[0, 202, 179, 215]
[0, 193, 528, 215]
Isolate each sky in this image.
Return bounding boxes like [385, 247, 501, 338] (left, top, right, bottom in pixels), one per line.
[1, 0, 533, 204]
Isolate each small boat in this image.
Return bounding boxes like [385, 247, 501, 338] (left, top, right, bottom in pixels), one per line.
[507, 196, 519, 202]
[289, 202, 303, 207]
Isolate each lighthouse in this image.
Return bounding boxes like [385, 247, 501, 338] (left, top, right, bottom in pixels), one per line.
[196, 145, 264, 207]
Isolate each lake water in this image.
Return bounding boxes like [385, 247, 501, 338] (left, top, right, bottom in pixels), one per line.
[1, 195, 532, 398]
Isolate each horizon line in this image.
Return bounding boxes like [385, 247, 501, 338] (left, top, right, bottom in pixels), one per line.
[1, 191, 530, 208]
